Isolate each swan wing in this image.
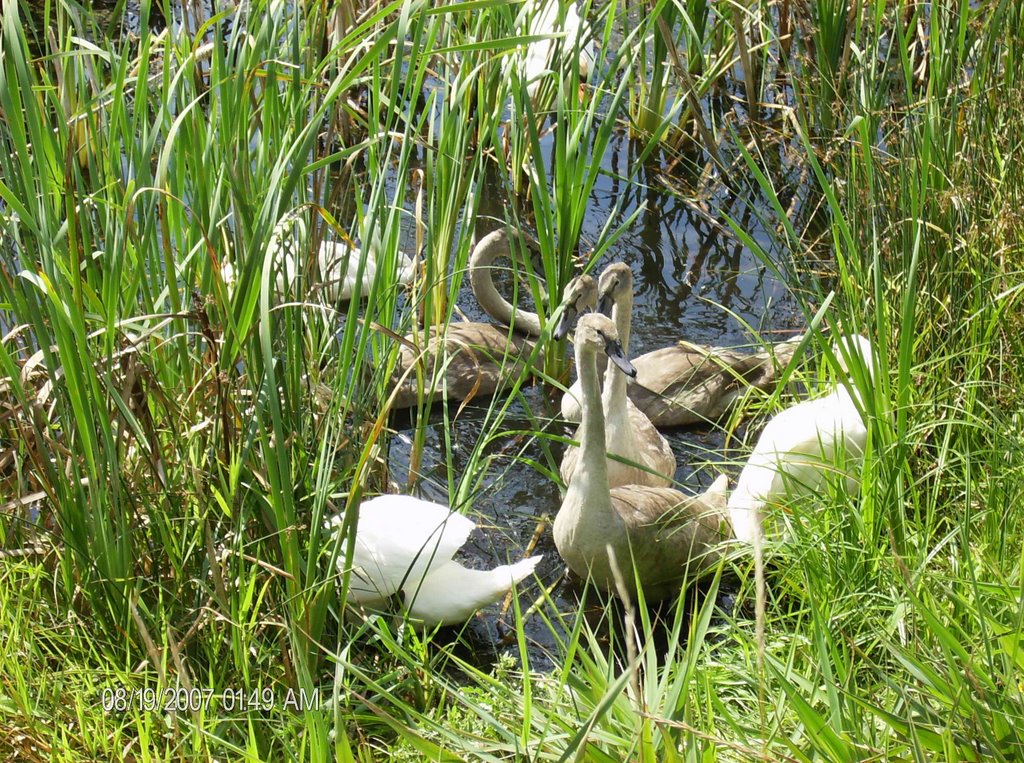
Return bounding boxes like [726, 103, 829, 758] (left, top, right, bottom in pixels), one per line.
[520, 0, 593, 94]
[559, 423, 583, 484]
[562, 400, 675, 487]
[600, 397, 675, 487]
[728, 391, 868, 542]
[393, 324, 536, 407]
[622, 400, 676, 485]
[611, 486, 730, 536]
[317, 239, 361, 301]
[607, 486, 730, 592]
[333, 496, 476, 601]
[628, 346, 741, 425]
[746, 392, 867, 474]
[632, 344, 747, 394]
[560, 380, 583, 422]
[629, 341, 798, 426]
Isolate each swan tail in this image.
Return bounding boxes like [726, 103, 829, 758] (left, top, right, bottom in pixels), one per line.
[706, 473, 729, 504]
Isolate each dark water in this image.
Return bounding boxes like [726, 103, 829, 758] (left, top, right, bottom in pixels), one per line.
[390, 128, 804, 667]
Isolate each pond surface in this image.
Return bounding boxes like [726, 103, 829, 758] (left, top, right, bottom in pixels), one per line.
[388, 127, 805, 667]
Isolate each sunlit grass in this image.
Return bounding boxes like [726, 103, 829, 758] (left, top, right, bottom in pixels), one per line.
[1, 0, 1022, 759]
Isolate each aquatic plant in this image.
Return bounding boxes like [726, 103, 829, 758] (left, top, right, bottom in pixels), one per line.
[0, 0, 1021, 759]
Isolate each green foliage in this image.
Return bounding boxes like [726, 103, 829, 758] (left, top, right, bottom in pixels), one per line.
[1, 0, 1022, 759]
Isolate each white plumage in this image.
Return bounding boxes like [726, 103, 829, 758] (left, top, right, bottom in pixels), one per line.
[220, 214, 415, 303]
[727, 335, 874, 543]
[299, 239, 416, 302]
[330, 494, 541, 626]
[521, 0, 595, 99]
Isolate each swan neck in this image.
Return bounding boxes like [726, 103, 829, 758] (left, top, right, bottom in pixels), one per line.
[613, 290, 633, 354]
[575, 341, 610, 490]
[602, 345, 627, 406]
[470, 233, 543, 337]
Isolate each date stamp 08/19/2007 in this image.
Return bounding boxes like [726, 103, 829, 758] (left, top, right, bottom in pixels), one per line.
[101, 685, 321, 714]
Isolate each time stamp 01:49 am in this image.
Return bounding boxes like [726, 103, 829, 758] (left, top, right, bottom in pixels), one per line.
[101, 685, 320, 714]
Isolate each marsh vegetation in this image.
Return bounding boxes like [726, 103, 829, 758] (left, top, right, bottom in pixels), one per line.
[1, 0, 1023, 759]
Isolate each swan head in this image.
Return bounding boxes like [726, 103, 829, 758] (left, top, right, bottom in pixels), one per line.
[575, 313, 636, 377]
[596, 262, 634, 316]
[552, 274, 597, 340]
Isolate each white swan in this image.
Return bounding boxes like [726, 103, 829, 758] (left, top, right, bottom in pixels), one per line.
[300, 238, 416, 302]
[553, 313, 731, 601]
[330, 494, 541, 626]
[390, 229, 593, 408]
[727, 334, 874, 544]
[560, 263, 802, 426]
[520, 0, 595, 100]
[559, 267, 676, 488]
[221, 215, 415, 302]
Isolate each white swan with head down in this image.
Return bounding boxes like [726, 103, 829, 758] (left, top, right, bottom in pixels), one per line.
[559, 263, 802, 426]
[519, 0, 595, 100]
[727, 334, 874, 544]
[558, 267, 677, 488]
[301, 238, 416, 302]
[330, 494, 541, 626]
[553, 313, 731, 601]
[390, 229, 596, 409]
[221, 214, 415, 302]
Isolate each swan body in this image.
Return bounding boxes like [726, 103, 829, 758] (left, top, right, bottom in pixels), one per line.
[221, 215, 414, 302]
[331, 494, 541, 626]
[301, 239, 416, 302]
[560, 267, 676, 487]
[521, 0, 595, 99]
[391, 229, 591, 409]
[727, 335, 873, 544]
[560, 264, 801, 426]
[553, 313, 731, 601]
[391, 323, 538, 409]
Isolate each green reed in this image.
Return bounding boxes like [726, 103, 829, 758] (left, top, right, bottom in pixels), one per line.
[1, 0, 1023, 759]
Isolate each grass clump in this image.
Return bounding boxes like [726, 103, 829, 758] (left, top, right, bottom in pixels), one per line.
[0, 0, 1022, 760]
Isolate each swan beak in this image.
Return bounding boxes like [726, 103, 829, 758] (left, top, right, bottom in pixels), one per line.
[553, 305, 579, 341]
[604, 338, 636, 377]
[597, 293, 614, 317]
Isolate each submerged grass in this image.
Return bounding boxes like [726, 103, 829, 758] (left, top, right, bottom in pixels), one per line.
[1, 0, 1022, 759]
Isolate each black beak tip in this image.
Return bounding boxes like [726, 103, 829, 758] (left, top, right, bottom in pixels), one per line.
[597, 294, 614, 317]
[553, 307, 577, 341]
[604, 338, 636, 377]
